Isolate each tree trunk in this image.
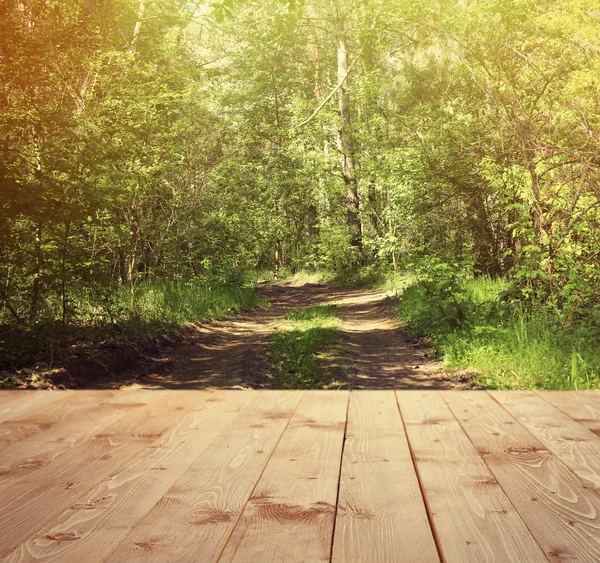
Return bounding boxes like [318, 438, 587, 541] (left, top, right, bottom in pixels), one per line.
[389, 218, 398, 273]
[117, 244, 128, 284]
[331, 2, 364, 265]
[310, 25, 322, 100]
[528, 165, 544, 273]
[31, 222, 42, 320]
[274, 238, 281, 280]
[131, 0, 147, 53]
[61, 216, 71, 325]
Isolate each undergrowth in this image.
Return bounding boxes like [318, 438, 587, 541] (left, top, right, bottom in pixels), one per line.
[266, 304, 343, 389]
[272, 266, 415, 293]
[397, 263, 600, 390]
[0, 279, 264, 373]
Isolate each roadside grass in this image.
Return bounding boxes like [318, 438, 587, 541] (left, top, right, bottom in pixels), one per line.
[0, 279, 265, 380]
[398, 275, 600, 390]
[113, 280, 263, 329]
[266, 304, 344, 389]
[270, 267, 415, 292]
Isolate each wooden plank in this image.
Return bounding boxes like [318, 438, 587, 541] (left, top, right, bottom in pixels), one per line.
[331, 390, 439, 562]
[0, 391, 159, 492]
[218, 390, 349, 563]
[0, 390, 239, 558]
[0, 391, 73, 425]
[538, 391, 600, 435]
[105, 391, 302, 563]
[0, 390, 134, 450]
[0, 391, 37, 407]
[397, 391, 547, 563]
[445, 391, 600, 561]
[492, 391, 600, 492]
[3, 391, 254, 563]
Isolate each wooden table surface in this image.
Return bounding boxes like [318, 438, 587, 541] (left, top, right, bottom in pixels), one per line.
[1, 389, 600, 562]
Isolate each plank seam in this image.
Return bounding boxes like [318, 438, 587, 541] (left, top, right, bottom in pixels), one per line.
[395, 391, 447, 563]
[328, 389, 350, 563]
[97, 391, 258, 563]
[213, 391, 306, 563]
[533, 390, 600, 436]
[490, 390, 600, 497]
[443, 391, 549, 560]
[0, 391, 194, 561]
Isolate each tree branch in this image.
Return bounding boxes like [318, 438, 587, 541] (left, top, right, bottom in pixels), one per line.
[296, 57, 358, 128]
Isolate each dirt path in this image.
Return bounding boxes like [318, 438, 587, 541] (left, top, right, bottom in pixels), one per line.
[115, 282, 476, 390]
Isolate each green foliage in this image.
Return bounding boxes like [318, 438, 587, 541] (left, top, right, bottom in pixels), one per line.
[399, 271, 600, 390]
[330, 264, 391, 289]
[267, 304, 342, 388]
[3, 0, 600, 384]
[0, 280, 263, 371]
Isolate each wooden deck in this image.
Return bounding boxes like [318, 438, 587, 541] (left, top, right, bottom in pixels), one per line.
[1, 391, 600, 561]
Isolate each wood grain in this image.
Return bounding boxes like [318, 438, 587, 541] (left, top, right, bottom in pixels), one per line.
[1, 390, 600, 561]
[0, 391, 73, 425]
[538, 391, 600, 435]
[105, 391, 301, 563]
[397, 391, 547, 563]
[331, 390, 439, 562]
[0, 390, 222, 558]
[0, 391, 36, 407]
[3, 391, 253, 563]
[445, 391, 600, 561]
[0, 390, 128, 450]
[492, 391, 600, 493]
[219, 390, 349, 563]
[0, 390, 159, 493]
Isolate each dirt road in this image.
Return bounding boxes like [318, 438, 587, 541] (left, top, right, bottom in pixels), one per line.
[113, 283, 475, 390]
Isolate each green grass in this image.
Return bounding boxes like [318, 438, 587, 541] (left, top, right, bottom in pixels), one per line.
[67, 279, 265, 329]
[266, 304, 343, 389]
[125, 281, 263, 327]
[398, 276, 600, 390]
[0, 279, 265, 372]
[254, 266, 415, 294]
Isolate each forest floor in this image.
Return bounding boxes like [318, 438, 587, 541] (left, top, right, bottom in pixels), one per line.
[101, 282, 479, 390]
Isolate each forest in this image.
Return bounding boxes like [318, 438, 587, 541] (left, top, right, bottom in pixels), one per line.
[1, 0, 600, 389]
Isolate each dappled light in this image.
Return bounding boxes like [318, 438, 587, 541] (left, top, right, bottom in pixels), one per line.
[1, 0, 600, 390]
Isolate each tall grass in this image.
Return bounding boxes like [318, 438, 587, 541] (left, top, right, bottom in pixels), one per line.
[64, 280, 263, 328]
[270, 266, 416, 292]
[0, 279, 264, 370]
[399, 276, 600, 390]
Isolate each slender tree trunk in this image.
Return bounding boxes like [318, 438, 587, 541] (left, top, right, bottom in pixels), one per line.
[131, 0, 147, 53]
[129, 221, 138, 311]
[528, 165, 544, 273]
[117, 245, 128, 284]
[61, 216, 71, 325]
[389, 219, 398, 273]
[31, 222, 42, 320]
[1, 267, 24, 324]
[274, 238, 281, 280]
[331, 2, 364, 265]
[368, 182, 380, 234]
[31, 120, 44, 320]
[310, 25, 322, 100]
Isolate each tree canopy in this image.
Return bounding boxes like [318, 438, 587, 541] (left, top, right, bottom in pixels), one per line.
[1, 0, 600, 326]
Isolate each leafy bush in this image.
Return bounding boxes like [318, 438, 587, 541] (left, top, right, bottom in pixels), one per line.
[398, 264, 600, 390]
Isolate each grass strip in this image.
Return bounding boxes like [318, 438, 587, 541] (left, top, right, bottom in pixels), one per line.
[266, 304, 343, 389]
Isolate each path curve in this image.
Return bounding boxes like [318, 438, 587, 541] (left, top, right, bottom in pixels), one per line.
[116, 282, 475, 390]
